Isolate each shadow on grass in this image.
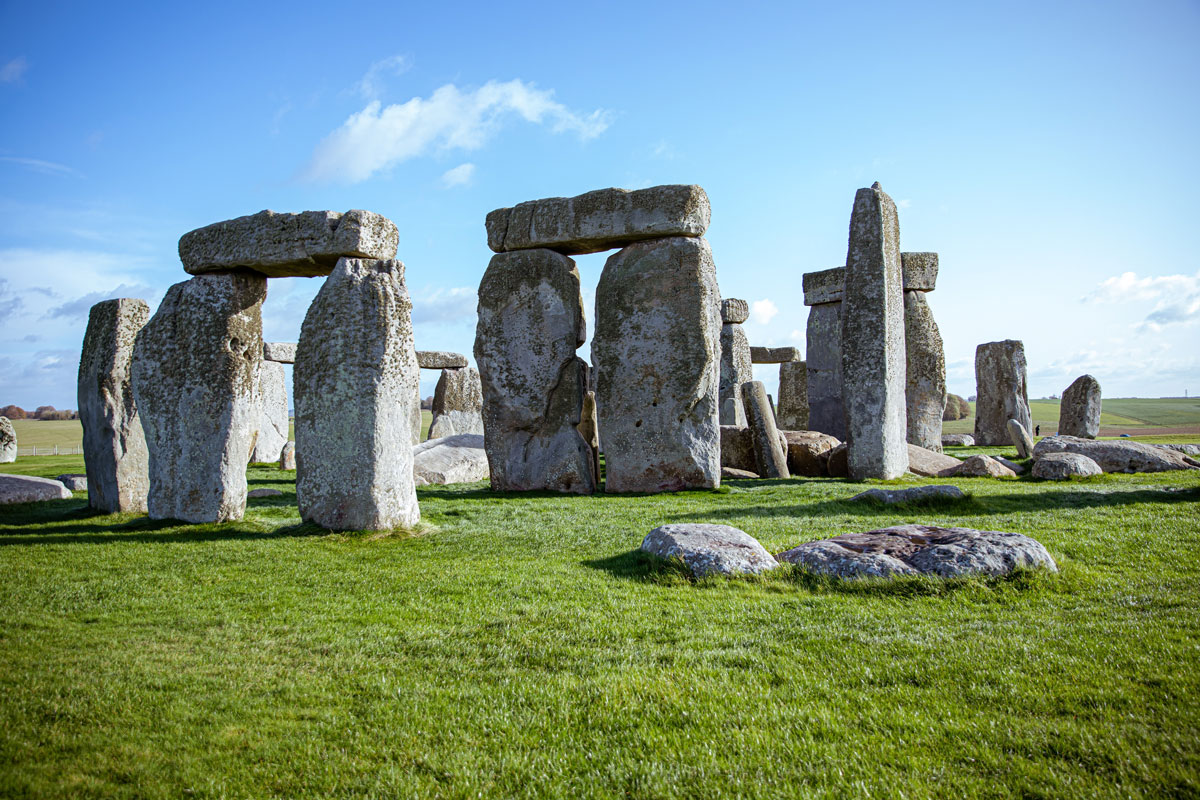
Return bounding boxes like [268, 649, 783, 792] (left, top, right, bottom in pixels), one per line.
[0, 511, 329, 547]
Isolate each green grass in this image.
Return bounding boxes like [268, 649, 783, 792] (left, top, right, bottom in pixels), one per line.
[942, 398, 1200, 436]
[1, 455, 1198, 798]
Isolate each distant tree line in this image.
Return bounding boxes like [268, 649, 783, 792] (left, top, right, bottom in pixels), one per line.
[0, 404, 79, 420]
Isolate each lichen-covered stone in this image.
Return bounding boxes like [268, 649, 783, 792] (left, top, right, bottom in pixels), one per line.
[78, 298, 150, 512]
[417, 351, 470, 369]
[719, 322, 752, 426]
[593, 237, 721, 493]
[486, 185, 710, 255]
[263, 341, 296, 363]
[1032, 435, 1198, 473]
[1032, 452, 1103, 480]
[0, 416, 14, 463]
[1007, 418, 1035, 459]
[776, 361, 808, 431]
[295, 258, 420, 531]
[1059, 374, 1101, 439]
[900, 252, 938, 292]
[904, 291, 945, 452]
[741, 381, 789, 479]
[428, 367, 483, 440]
[0, 474, 72, 504]
[721, 297, 749, 324]
[906, 444, 962, 477]
[641, 523, 778, 577]
[802, 267, 845, 306]
[251, 360, 289, 463]
[805, 301, 845, 440]
[749, 346, 802, 364]
[132, 272, 266, 523]
[974, 340, 1032, 446]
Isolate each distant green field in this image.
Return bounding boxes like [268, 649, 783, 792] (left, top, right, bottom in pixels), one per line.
[942, 397, 1200, 436]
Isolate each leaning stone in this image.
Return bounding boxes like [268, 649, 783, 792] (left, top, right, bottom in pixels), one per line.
[722, 467, 759, 480]
[417, 351, 470, 370]
[906, 444, 962, 477]
[1032, 435, 1198, 473]
[719, 320, 752, 426]
[850, 485, 966, 505]
[263, 342, 296, 363]
[749, 346, 802, 364]
[179, 210, 398, 277]
[295, 258, 420, 530]
[841, 183, 907, 479]
[251, 360, 289, 463]
[974, 340, 1031, 446]
[741, 381, 789, 479]
[900, 252, 938, 291]
[802, 267, 845, 306]
[1007, 419, 1035, 459]
[775, 361, 808, 430]
[486, 185, 710, 255]
[475, 249, 595, 493]
[941, 434, 975, 447]
[0, 416, 14, 463]
[904, 291, 946, 452]
[781, 430, 839, 476]
[132, 272, 266, 523]
[641, 523, 778, 578]
[593, 237, 721, 493]
[0, 474, 72, 504]
[429, 367, 483, 440]
[412, 433, 490, 486]
[1059, 374, 1101, 439]
[1032, 452, 1103, 480]
[777, 524, 1056, 579]
[57, 474, 88, 492]
[721, 298, 749, 324]
[805, 301, 845, 439]
[720, 425, 756, 472]
[247, 488, 283, 498]
[939, 454, 1017, 478]
[279, 441, 296, 470]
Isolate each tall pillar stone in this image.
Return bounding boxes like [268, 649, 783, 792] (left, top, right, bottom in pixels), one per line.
[132, 272, 266, 523]
[593, 236, 721, 493]
[776, 360, 808, 431]
[474, 249, 595, 493]
[803, 268, 846, 440]
[1059, 374, 1101, 439]
[841, 183, 908, 479]
[901, 252, 946, 452]
[251, 360, 289, 463]
[428, 367, 484, 439]
[974, 340, 1032, 446]
[78, 298, 150, 512]
[295, 258, 420, 530]
[741, 381, 789, 479]
[718, 298, 752, 426]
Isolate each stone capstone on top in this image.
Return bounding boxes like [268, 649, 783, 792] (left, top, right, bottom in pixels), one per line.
[641, 523, 778, 578]
[900, 252, 938, 292]
[803, 253, 937, 306]
[721, 298, 749, 324]
[417, 351, 470, 370]
[263, 342, 297, 363]
[802, 267, 846, 306]
[749, 346, 802, 364]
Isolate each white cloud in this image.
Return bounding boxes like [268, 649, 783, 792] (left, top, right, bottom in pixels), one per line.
[0, 156, 81, 177]
[897, 198, 912, 209]
[751, 298, 778, 325]
[355, 54, 411, 100]
[1085, 270, 1200, 332]
[440, 162, 475, 188]
[303, 79, 613, 184]
[0, 56, 27, 83]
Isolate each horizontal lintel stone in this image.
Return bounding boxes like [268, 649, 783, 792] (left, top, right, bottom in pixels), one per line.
[750, 346, 802, 364]
[417, 350, 469, 369]
[263, 342, 297, 363]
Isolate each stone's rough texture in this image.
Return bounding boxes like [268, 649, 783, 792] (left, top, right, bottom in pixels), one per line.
[805, 301, 845, 439]
[475, 249, 595, 493]
[941, 434, 975, 447]
[412, 433, 490, 486]
[0, 416, 14, 463]
[577, 391, 602, 482]
[295, 258, 420, 531]
[906, 444, 963, 477]
[741, 381, 789, 479]
[179, 210, 399, 278]
[247, 488, 283, 498]
[722, 466, 759, 479]
[940, 454, 1017, 478]
[428, 411, 485, 440]
[487, 185, 711, 255]
[719, 320, 753, 426]
[904, 291, 946, 452]
[777, 524, 1057, 580]
[974, 340, 1032, 446]
[943, 394, 970, 421]
[417, 351, 470, 370]
[593, 237, 721, 493]
[782, 430, 840, 476]
[720, 425, 756, 472]
[775, 361, 809, 431]
[641, 524, 778, 578]
[77, 298, 150, 512]
[263, 341, 296, 363]
[721, 297, 749, 324]
[1059, 374, 1102, 439]
[1154, 443, 1200, 456]
[1032, 435, 1199, 473]
[1007, 418, 1035, 459]
[900, 252, 939, 292]
[0, 473, 72, 504]
[749, 346, 802, 364]
[841, 183, 908, 479]
[994, 456, 1027, 475]
[1033, 452, 1103, 480]
[57, 474, 88, 491]
[850, 485, 966, 505]
[428, 367, 484, 440]
[132, 272, 266, 523]
[279, 441, 296, 470]
[251, 360, 289, 463]
[802, 267, 845, 306]
[803, 255, 937, 301]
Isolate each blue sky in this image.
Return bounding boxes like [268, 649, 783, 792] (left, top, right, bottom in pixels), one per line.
[2, 0, 1198, 409]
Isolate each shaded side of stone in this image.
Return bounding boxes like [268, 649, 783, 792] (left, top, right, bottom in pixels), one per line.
[776, 361, 808, 431]
[904, 291, 945, 452]
[1059, 374, 1101, 439]
[805, 301, 845, 439]
[719, 322, 752, 426]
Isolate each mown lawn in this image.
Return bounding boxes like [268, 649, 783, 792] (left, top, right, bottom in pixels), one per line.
[1, 450, 1198, 799]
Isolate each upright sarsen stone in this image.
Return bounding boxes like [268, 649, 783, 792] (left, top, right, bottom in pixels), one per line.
[0, 416, 16, 463]
[474, 249, 595, 493]
[428, 367, 484, 439]
[132, 272, 266, 523]
[805, 298, 845, 439]
[974, 340, 1032, 446]
[1059, 374, 1101, 439]
[295, 258, 420, 530]
[776, 360, 809, 431]
[251, 360, 289, 463]
[593, 236, 721, 493]
[903, 291, 946, 452]
[78, 298, 150, 512]
[719, 299, 753, 426]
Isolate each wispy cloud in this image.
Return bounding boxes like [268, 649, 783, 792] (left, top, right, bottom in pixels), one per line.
[303, 79, 613, 184]
[751, 298, 778, 325]
[0, 156, 81, 177]
[440, 162, 475, 188]
[355, 55, 411, 100]
[0, 279, 23, 321]
[411, 287, 477, 324]
[1085, 270, 1200, 332]
[0, 56, 27, 83]
[44, 282, 154, 320]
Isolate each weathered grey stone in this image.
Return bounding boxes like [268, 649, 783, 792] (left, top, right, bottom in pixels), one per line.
[943, 393, 970, 421]
[804, 256, 937, 304]
[781, 430, 839, 476]
[750, 346, 802, 364]
[741, 381, 789, 479]
[412, 433, 490, 486]
[939, 454, 1017, 478]
[1032, 435, 1198, 473]
[721, 297, 749, 324]
[577, 391, 601, 482]
[428, 367, 483, 440]
[417, 351, 470, 370]
[1007, 418, 1035, 459]
[279, 441, 296, 470]
[776, 361, 809, 431]
[900, 252, 938, 291]
[722, 467, 758, 479]
[1059, 374, 1101, 439]
[994, 456, 1027, 475]
[263, 342, 296, 363]
[1154, 443, 1200, 456]
[593, 237, 721, 493]
[802, 267, 845, 306]
[251, 360, 289, 463]
[974, 340, 1031, 446]
[295, 258, 420, 530]
[805, 301, 845, 440]
[132, 272, 266, 523]
[841, 183, 908, 479]
[0, 473, 72, 504]
[906, 444, 962, 477]
[77, 298, 150, 512]
[475, 249, 595, 493]
[487, 185, 710, 255]
[720, 425, 756, 472]
[247, 488, 283, 498]
[850, 485, 966, 505]
[1032, 452, 1103, 480]
[0, 416, 14, 463]
[719, 322, 752, 426]
[428, 411, 484, 440]
[941, 434, 975, 447]
[904, 291, 945, 452]
[641, 523, 778, 577]
[57, 474, 88, 492]
[777, 524, 1056, 579]
[179, 210, 398, 278]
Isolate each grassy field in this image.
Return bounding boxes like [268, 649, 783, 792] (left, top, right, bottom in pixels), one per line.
[941, 397, 1200, 436]
[1, 451, 1198, 797]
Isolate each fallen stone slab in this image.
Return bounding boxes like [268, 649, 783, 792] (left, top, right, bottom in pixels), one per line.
[0, 416, 14, 463]
[1007, 418, 1035, 459]
[722, 467, 758, 480]
[849, 485, 966, 505]
[412, 433, 490, 486]
[57, 474, 88, 492]
[1059, 374, 1101, 439]
[417, 351, 469, 370]
[906, 444, 962, 477]
[782, 430, 840, 476]
[777, 524, 1057, 579]
[823, 442, 849, 478]
[179, 210, 399, 278]
[263, 342, 296, 363]
[1032, 452, 1103, 480]
[247, 488, 283, 498]
[486, 185, 710, 255]
[993, 456, 1027, 475]
[939, 454, 1017, 478]
[749, 346, 802, 364]
[721, 298, 749, 324]
[1153, 443, 1200, 456]
[0, 474, 72, 504]
[641, 523, 778, 578]
[1032, 435, 1199, 473]
[941, 434, 975, 447]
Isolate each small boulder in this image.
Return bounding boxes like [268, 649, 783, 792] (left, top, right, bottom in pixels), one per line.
[721, 467, 758, 480]
[941, 433, 974, 447]
[247, 488, 284, 498]
[906, 444, 962, 477]
[849, 485, 966, 505]
[993, 456, 1027, 475]
[1007, 418, 1035, 459]
[641, 523, 778, 577]
[56, 474, 88, 492]
[939, 454, 1017, 478]
[1032, 452, 1103, 480]
[0, 474, 72, 504]
[781, 430, 840, 476]
[412, 433, 489, 486]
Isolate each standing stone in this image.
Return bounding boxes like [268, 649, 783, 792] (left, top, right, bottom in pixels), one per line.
[251, 360, 289, 462]
[0, 416, 16, 463]
[77, 298, 150, 512]
[428, 367, 485, 439]
[279, 441, 296, 470]
[776, 361, 809, 430]
[741, 381, 789, 479]
[132, 272, 266, 523]
[577, 391, 602, 483]
[1060, 374, 1101, 439]
[805, 295, 845, 440]
[593, 237, 721, 493]
[295, 258, 420, 530]
[719, 298, 753, 426]
[974, 340, 1032, 446]
[1007, 418, 1035, 459]
[903, 290, 946, 452]
[474, 249, 596, 493]
[841, 183, 908, 479]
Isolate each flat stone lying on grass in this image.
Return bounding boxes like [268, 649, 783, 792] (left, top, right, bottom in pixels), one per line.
[993, 456, 1027, 474]
[279, 441, 295, 470]
[781, 430, 840, 476]
[0, 474, 72, 504]
[776, 524, 1057, 579]
[939, 454, 1017, 478]
[641, 523, 778, 577]
[263, 342, 296, 363]
[941, 434, 975, 447]
[247, 488, 283, 498]
[1154, 443, 1200, 456]
[417, 351, 469, 370]
[906, 444, 962, 477]
[1032, 452, 1103, 480]
[722, 467, 758, 480]
[1032, 435, 1199, 473]
[56, 474, 88, 492]
[413, 433, 490, 486]
[0, 416, 15, 463]
[850, 485, 966, 505]
[749, 346, 802, 364]
[1007, 418, 1035, 459]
